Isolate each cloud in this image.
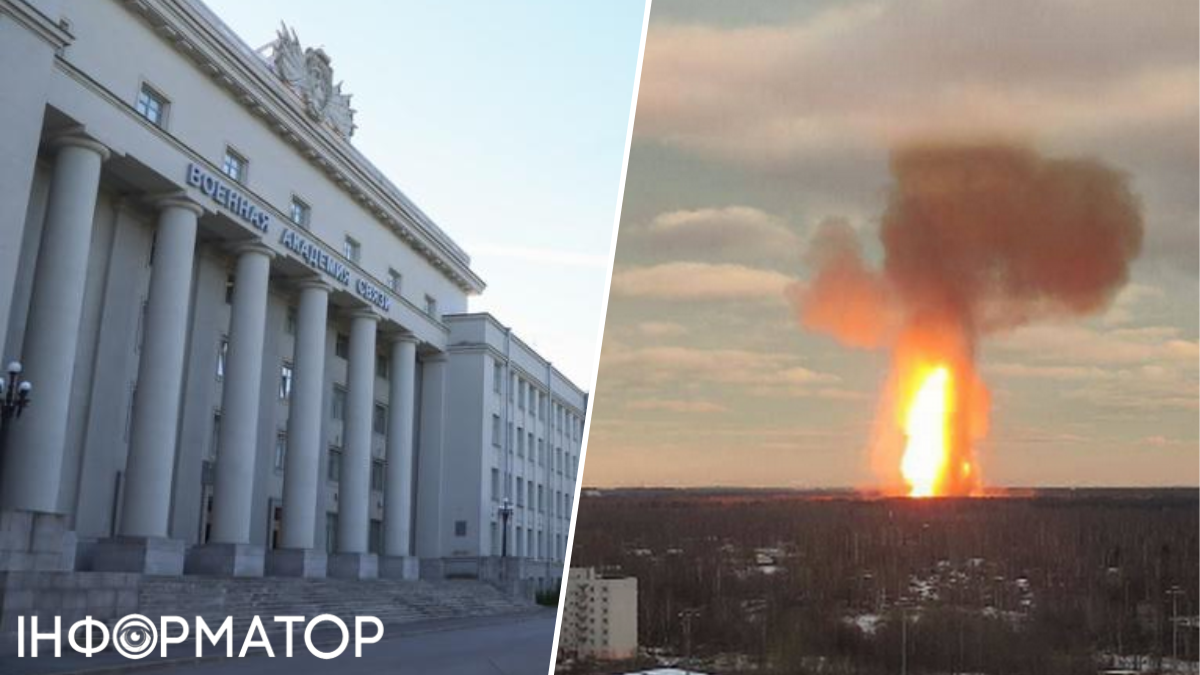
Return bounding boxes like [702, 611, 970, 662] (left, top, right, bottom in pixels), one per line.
[635, 206, 802, 260]
[627, 399, 728, 414]
[601, 344, 841, 390]
[638, 0, 1197, 163]
[993, 324, 1198, 366]
[987, 324, 1198, 412]
[610, 262, 795, 301]
[633, 321, 689, 338]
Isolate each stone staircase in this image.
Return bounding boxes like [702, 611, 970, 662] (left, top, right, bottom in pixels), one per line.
[0, 572, 538, 654]
[134, 576, 536, 640]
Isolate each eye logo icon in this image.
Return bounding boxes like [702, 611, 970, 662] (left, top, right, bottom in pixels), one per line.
[112, 614, 157, 659]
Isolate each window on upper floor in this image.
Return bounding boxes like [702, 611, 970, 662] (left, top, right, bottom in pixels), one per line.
[387, 268, 402, 294]
[491, 414, 501, 447]
[135, 83, 168, 128]
[327, 447, 341, 483]
[335, 333, 349, 360]
[376, 353, 389, 380]
[493, 360, 502, 394]
[221, 147, 248, 184]
[373, 402, 388, 436]
[332, 385, 347, 421]
[371, 459, 385, 491]
[424, 295, 439, 318]
[289, 197, 311, 229]
[279, 361, 294, 400]
[343, 236, 361, 264]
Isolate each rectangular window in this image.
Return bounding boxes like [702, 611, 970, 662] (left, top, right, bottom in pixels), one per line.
[216, 338, 229, 380]
[135, 83, 168, 127]
[209, 411, 221, 460]
[335, 333, 349, 359]
[369, 519, 382, 555]
[289, 197, 311, 228]
[327, 447, 342, 483]
[516, 478, 524, 507]
[225, 274, 235, 304]
[274, 432, 287, 471]
[538, 485, 544, 513]
[528, 432, 534, 458]
[387, 268, 402, 293]
[455, 520, 467, 537]
[285, 306, 297, 335]
[518, 380, 525, 410]
[538, 392, 544, 419]
[279, 361, 294, 400]
[493, 360, 502, 393]
[325, 513, 337, 554]
[332, 386, 347, 421]
[376, 353, 389, 380]
[491, 414, 501, 447]
[373, 402, 387, 436]
[527, 483, 534, 513]
[491, 468, 500, 502]
[371, 459, 384, 491]
[343, 236, 361, 263]
[424, 295, 438, 318]
[221, 147, 248, 184]
[517, 427, 524, 457]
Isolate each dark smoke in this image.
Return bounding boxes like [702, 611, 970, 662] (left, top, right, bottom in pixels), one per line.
[789, 142, 1143, 496]
[792, 142, 1143, 345]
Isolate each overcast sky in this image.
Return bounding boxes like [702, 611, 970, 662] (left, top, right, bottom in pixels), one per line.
[585, 0, 1198, 488]
[202, 0, 647, 390]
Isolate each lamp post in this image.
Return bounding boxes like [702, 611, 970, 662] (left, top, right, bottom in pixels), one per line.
[499, 497, 513, 558]
[0, 361, 32, 423]
[0, 361, 33, 485]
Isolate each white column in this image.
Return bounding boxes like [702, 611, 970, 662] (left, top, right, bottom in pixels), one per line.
[414, 353, 447, 558]
[209, 243, 274, 544]
[383, 335, 418, 557]
[279, 279, 329, 550]
[337, 310, 377, 554]
[2, 136, 109, 513]
[118, 197, 202, 537]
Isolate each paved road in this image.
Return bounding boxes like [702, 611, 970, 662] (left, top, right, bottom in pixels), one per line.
[136, 611, 557, 675]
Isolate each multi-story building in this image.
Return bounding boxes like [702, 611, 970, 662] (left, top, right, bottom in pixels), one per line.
[561, 567, 638, 660]
[0, 0, 583, 582]
[423, 314, 584, 586]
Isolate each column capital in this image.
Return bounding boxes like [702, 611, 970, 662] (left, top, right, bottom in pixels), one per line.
[153, 195, 204, 217]
[230, 241, 276, 260]
[348, 308, 380, 322]
[49, 133, 111, 162]
[388, 331, 420, 345]
[294, 275, 332, 293]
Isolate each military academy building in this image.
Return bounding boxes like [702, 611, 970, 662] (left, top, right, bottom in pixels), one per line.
[0, 0, 585, 582]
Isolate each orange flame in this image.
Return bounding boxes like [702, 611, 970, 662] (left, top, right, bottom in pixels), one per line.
[900, 366, 952, 498]
[874, 320, 987, 498]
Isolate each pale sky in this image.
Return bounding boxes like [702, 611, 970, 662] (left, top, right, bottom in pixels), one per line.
[585, 0, 1199, 488]
[201, 0, 648, 390]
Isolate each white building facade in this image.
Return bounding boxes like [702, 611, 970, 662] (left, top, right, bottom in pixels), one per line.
[561, 567, 639, 660]
[0, 0, 581, 581]
[428, 314, 583, 579]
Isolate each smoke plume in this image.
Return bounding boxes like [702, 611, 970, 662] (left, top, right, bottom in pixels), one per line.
[790, 142, 1144, 494]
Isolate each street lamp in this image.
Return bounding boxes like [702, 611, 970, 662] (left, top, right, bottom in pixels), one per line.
[499, 498, 514, 558]
[0, 361, 32, 423]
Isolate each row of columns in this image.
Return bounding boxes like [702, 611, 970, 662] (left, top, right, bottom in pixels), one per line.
[4, 135, 431, 578]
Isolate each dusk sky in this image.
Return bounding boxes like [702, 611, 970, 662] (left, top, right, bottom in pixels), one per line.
[203, 0, 647, 389]
[586, 0, 1199, 488]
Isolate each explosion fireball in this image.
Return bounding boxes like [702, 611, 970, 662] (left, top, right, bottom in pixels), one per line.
[789, 142, 1143, 497]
